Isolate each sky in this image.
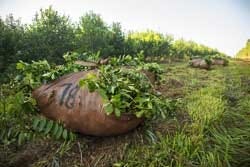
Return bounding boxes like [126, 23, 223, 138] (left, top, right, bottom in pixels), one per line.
[0, 0, 249, 56]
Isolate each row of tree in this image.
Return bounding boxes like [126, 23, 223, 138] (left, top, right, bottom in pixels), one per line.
[236, 39, 250, 58]
[0, 6, 225, 76]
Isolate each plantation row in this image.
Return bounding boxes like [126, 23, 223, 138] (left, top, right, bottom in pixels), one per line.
[236, 39, 250, 58]
[0, 6, 226, 82]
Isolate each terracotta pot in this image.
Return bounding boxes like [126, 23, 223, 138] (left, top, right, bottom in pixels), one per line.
[32, 70, 143, 136]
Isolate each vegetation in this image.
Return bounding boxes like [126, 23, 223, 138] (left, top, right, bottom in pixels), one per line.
[79, 55, 171, 118]
[0, 6, 225, 83]
[116, 61, 250, 167]
[236, 39, 250, 58]
[0, 52, 85, 146]
[2, 56, 250, 166]
[1, 5, 249, 167]
[172, 39, 224, 59]
[0, 51, 171, 146]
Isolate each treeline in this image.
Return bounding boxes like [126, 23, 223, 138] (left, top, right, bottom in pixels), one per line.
[236, 39, 250, 58]
[0, 6, 225, 79]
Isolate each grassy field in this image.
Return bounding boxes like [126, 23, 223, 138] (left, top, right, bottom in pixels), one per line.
[1, 60, 250, 167]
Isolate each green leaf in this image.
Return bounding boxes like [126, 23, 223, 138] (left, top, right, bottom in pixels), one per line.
[79, 79, 86, 87]
[161, 111, 166, 119]
[110, 86, 115, 94]
[147, 102, 153, 109]
[86, 73, 97, 80]
[115, 108, 121, 117]
[111, 94, 121, 103]
[0, 129, 6, 140]
[104, 103, 113, 115]
[62, 129, 68, 140]
[26, 133, 32, 141]
[51, 73, 55, 80]
[113, 163, 123, 167]
[56, 126, 63, 139]
[135, 110, 145, 118]
[88, 82, 97, 92]
[7, 128, 12, 138]
[38, 118, 47, 132]
[69, 132, 76, 141]
[44, 120, 54, 135]
[18, 133, 24, 145]
[128, 85, 136, 91]
[52, 123, 59, 136]
[16, 62, 25, 70]
[97, 88, 108, 101]
[32, 118, 40, 130]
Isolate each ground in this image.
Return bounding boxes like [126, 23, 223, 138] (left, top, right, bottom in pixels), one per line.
[1, 59, 250, 167]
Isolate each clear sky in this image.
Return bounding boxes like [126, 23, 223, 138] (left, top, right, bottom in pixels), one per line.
[0, 0, 249, 56]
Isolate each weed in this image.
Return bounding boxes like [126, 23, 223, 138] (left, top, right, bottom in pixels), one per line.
[186, 86, 226, 134]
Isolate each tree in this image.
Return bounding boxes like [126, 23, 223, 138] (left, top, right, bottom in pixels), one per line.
[126, 30, 173, 59]
[108, 22, 125, 56]
[0, 14, 24, 74]
[20, 6, 75, 64]
[76, 12, 110, 57]
[172, 39, 222, 59]
[236, 39, 250, 58]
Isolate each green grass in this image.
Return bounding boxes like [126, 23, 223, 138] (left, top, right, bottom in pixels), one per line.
[117, 60, 250, 167]
[186, 86, 226, 134]
[1, 60, 250, 166]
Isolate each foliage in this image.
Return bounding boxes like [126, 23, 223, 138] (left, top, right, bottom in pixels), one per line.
[21, 6, 76, 64]
[41, 52, 88, 80]
[109, 52, 144, 66]
[76, 12, 126, 57]
[16, 60, 52, 89]
[15, 52, 87, 89]
[0, 15, 24, 83]
[236, 39, 250, 58]
[0, 87, 36, 145]
[0, 88, 75, 144]
[79, 64, 172, 118]
[0, 52, 88, 145]
[109, 22, 126, 56]
[204, 56, 212, 65]
[0, 50, 169, 146]
[108, 52, 164, 82]
[77, 12, 111, 57]
[32, 117, 76, 141]
[141, 63, 164, 82]
[212, 54, 229, 66]
[78, 51, 101, 63]
[126, 30, 173, 58]
[2, 5, 249, 167]
[172, 39, 222, 59]
[0, 7, 227, 84]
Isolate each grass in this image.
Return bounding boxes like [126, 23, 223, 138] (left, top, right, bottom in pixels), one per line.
[186, 86, 226, 134]
[117, 60, 250, 167]
[119, 86, 227, 167]
[1, 60, 250, 166]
